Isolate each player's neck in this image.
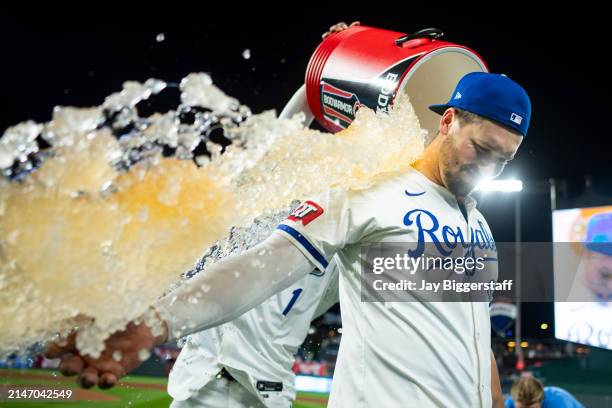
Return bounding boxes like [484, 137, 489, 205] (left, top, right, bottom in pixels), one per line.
[412, 137, 444, 188]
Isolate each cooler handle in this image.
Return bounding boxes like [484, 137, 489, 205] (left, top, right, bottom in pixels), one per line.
[395, 28, 444, 47]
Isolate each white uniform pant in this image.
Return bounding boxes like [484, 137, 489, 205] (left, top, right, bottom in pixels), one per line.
[169, 377, 292, 408]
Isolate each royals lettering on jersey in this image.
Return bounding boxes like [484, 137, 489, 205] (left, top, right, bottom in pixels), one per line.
[403, 207, 498, 272]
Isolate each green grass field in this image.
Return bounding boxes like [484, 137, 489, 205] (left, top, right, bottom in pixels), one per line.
[0, 369, 328, 407]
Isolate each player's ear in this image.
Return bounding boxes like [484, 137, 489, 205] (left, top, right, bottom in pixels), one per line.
[439, 108, 455, 137]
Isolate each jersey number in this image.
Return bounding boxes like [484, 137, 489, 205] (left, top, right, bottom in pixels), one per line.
[282, 288, 303, 316]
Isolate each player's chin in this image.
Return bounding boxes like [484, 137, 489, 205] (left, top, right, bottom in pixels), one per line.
[447, 178, 475, 197]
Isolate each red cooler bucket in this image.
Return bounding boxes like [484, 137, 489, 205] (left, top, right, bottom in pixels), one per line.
[305, 26, 489, 138]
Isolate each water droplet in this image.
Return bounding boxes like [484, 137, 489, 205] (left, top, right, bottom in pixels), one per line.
[100, 240, 112, 256]
[0, 145, 13, 169]
[138, 349, 151, 361]
[138, 206, 149, 222]
[7, 230, 19, 245]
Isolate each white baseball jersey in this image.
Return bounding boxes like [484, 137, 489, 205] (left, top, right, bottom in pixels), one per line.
[167, 265, 339, 407]
[275, 165, 498, 407]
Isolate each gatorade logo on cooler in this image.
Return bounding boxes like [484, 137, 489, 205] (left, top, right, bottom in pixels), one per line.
[288, 201, 324, 226]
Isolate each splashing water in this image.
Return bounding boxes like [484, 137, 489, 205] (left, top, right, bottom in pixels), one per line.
[0, 72, 425, 358]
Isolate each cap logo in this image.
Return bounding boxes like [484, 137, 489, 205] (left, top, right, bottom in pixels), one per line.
[510, 113, 523, 125]
[454, 92, 462, 100]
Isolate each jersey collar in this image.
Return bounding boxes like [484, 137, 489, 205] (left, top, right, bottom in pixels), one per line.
[406, 165, 478, 212]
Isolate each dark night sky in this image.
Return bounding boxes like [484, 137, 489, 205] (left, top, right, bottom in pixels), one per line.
[1, 9, 609, 337]
[1, 10, 608, 184]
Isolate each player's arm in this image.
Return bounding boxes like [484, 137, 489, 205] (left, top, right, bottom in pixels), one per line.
[491, 350, 504, 408]
[155, 191, 353, 341]
[154, 231, 315, 342]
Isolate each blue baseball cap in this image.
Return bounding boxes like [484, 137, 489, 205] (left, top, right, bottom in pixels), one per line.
[584, 212, 612, 256]
[429, 72, 531, 136]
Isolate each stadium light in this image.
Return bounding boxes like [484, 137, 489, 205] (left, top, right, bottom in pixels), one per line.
[474, 179, 523, 192]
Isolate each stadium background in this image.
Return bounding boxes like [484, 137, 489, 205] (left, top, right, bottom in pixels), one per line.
[1, 7, 611, 407]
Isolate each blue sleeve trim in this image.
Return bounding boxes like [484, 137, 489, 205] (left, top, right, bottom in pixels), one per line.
[276, 224, 329, 269]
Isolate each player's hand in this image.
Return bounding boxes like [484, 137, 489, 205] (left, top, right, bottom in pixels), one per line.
[43, 310, 168, 389]
[322, 21, 360, 40]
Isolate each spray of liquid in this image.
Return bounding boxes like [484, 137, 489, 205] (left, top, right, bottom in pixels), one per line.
[0, 73, 425, 358]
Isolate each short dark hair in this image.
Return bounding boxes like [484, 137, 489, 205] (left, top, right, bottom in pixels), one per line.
[453, 107, 522, 136]
[453, 108, 484, 125]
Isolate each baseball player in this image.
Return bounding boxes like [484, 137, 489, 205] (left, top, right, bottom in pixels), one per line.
[168, 261, 339, 408]
[165, 206, 340, 407]
[47, 72, 530, 408]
